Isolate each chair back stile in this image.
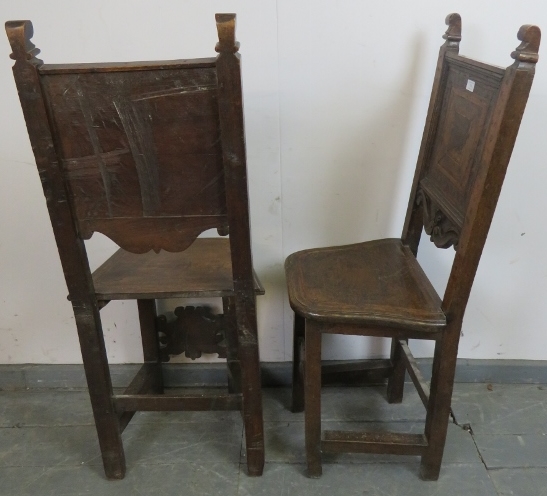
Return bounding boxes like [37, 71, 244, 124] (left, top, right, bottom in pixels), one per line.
[402, 14, 463, 255]
[6, 23, 117, 443]
[6, 21, 98, 306]
[215, 15, 263, 462]
[215, 14, 255, 294]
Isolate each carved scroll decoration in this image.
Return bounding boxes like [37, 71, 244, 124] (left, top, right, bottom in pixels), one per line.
[416, 189, 460, 250]
[79, 216, 226, 254]
[215, 13, 239, 54]
[6, 20, 42, 65]
[442, 13, 462, 46]
[511, 24, 541, 64]
[157, 306, 227, 362]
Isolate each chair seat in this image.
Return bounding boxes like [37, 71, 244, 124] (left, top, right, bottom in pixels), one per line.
[285, 238, 445, 332]
[92, 238, 265, 300]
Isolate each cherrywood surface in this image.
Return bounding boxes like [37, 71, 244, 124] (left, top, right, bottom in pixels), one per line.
[6, 13, 264, 480]
[286, 13, 540, 481]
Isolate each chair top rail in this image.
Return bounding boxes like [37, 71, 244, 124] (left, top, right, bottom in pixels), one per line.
[39, 58, 217, 75]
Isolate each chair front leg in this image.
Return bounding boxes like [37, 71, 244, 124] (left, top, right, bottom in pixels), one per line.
[304, 320, 322, 477]
[387, 338, 407, 404]
[291, 312, 305, 412]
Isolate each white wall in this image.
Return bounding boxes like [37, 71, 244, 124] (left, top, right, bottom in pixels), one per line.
[0, 1, 545, 364]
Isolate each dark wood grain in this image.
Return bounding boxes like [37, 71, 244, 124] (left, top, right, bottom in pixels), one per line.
[286, 239, 445, 331]
[401, 13, 463, 256]
[7, 14, 264, 480]
[291, 312, 305, 412]
[158, 305, 228, 361]
[137, 300, 163, 393]
[6, 19, 126, 480]
[420, 25, 540, 481]
[92, 238, 264, 299]
[39, 58, 217, 74]
[399, 340, 430, 409]
[386, 339, 406, 404]
[285, 13, 540, 481]
[322, 431, 428, 456]
[223, 296, 242, 394]
[321, 359, 392, 386]
[215, 13, 264, 476]
[40, 63, 227, 254]
[304, 321, 322, 478]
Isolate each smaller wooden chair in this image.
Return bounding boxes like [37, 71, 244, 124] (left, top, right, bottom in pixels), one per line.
[6, 14, 264, 479]
[285, 14, 540, 480]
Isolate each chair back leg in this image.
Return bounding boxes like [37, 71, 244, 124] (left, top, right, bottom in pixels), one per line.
[223, 297, 242, 394]
[234, 294, 265, 476]
[75, 309, 126, 479]
[137, 299, 164, 393]
[386, 338, 406, 404]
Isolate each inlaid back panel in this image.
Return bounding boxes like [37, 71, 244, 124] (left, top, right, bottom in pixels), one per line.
[416, 55, 505, 249]
[39, 62, 227, 253]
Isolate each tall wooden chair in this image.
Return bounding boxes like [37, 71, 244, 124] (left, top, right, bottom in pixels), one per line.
[286, 14, 540, 480]
[6, 14, 264, 479]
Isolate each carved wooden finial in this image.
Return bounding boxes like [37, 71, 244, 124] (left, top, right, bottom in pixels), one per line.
[215, 13, 240, 54]
[443, 13, 462, 46]
[511, 24, 541, 64]
[5, 20, 42, 64]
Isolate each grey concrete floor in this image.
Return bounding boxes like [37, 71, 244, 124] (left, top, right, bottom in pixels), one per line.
[0, 383, 545, 495]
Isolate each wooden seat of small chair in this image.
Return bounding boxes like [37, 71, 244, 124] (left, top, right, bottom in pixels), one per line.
[285, 239, 445, 333]
[93, 238, 265, 301]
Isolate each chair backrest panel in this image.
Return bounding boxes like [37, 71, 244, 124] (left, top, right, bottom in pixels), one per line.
[417, 54, 505, 249]
[7, 15, 256, 300]
[39, 63, 227, 252]
[403, 14, 539, 323]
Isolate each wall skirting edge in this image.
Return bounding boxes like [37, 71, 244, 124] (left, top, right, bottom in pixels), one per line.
[0, 359, 546, 390]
